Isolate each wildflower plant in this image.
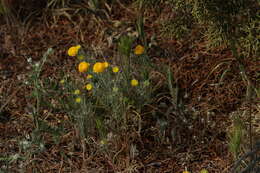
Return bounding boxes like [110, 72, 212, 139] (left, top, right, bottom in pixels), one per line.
[59, 43, 153, 139]
[21, 48, 68, 165]
[57, 76, 96, 138]
[27, 48, 54, 129]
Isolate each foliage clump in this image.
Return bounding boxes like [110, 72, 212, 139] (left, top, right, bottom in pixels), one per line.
[164, 0, 259, 53]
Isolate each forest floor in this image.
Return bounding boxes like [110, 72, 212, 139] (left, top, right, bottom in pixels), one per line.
[0, 2, 259, 173]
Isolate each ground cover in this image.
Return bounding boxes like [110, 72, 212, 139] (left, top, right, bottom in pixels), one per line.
[0, 1, 259, 172]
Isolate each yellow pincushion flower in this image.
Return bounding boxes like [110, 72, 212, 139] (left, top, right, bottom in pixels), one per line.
[86, 74, 93, 79]
[78, 61, 90, 73]
[85, 84, 93, 91]
[103, 62, 109, 68]
[112, 66, 119, 73]
[68, 45, 81, 56]
[75, 97, 81, 103]
[131, 79, 139, 86]
[74, 89, 80, 95]
[134, 45, 144, 55]
[93, 62, 105, 73]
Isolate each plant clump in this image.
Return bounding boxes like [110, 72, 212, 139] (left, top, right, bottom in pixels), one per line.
[58, 43, 153, 140]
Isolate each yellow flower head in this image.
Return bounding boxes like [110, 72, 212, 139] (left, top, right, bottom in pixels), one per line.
[131, 79, 139, 86]
[85, 84, 93, 91]
[112, 66, 119, 73]
[74, 89, 80, 95]
[103, 62, 109, 68]
[75, 97, 81, 103]
[68, 45, 81, 56]
[134, 45, 144, 55]
[60, 79, 65, 84]
[93, 62, 105, 73]
[86, 74, 93, 79]
[78, 61, 90, 73]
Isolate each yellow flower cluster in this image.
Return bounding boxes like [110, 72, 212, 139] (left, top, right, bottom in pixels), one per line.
[93, 62, 107, 73]
[85, 84, 93, 91]
[134, 45, 144, 55]
[68, 45, 81, 56]
[67, 45, 144, 103]
[112, 66, 119, 73]
[103, 62, 109, 68]
[86, 74, 93, 79]
[76, 61, 110, 74]
[75, 97, 81, 103]
[131, 79, 138, 86]
[78, 61, 90, 73]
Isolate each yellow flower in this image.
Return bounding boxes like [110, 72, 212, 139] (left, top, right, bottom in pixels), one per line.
[134, 45, 144, 55]
[74, 89, 80, 95]
[85, 84, 93, 91]
[103, 62, 109, 68]
[112, 66, 119, 73]
[86, 74, 93, 79]
[60, 79, 65, 84]
[68, 45, 81, 56]
[131, 79, 139, 86]
[93, 62, 105, 73]
[75, 97, 81, 103]
[78, 61, 90, 73]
